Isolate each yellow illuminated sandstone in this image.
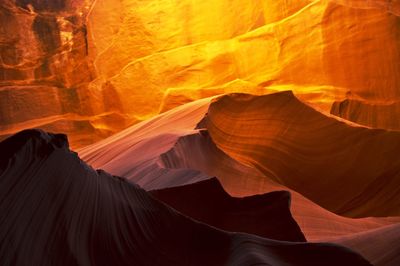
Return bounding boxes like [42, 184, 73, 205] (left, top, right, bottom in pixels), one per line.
[88, 0, 400, 120]
[1, 0, 400, 147]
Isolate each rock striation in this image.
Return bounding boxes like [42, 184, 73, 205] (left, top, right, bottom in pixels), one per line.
[0, 129, 372, 266]
[2, 0, 400, 147]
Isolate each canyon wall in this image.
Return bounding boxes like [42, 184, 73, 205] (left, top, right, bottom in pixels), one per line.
[0, 0, 129, 148]
[2, 0, 400, 147]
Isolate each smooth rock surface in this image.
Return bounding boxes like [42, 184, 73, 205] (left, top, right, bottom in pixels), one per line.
[0, 129, 372, 266]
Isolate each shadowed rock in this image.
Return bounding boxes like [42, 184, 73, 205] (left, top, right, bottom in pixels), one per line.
[151, 178, 306, 242]
[0, 129, 372, 265]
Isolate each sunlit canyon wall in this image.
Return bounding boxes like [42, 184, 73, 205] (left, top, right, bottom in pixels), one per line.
[1, 0, 400, 147]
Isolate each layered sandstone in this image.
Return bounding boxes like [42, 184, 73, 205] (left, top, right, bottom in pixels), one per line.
[0, 129, 372, 266]
[2, 0, 400, 147]
[0, 0, 129, 148]
[78, 92, 400, 264]
[88, 0, 400, 121]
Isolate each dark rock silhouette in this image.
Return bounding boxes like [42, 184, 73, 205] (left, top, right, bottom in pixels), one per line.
[0, 129, 372, 265]
[151, 178, 306, 242]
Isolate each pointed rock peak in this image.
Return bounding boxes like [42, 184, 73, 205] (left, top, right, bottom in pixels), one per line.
[0, 129, 69, 168]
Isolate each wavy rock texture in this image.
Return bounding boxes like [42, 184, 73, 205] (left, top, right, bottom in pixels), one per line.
[331, 223, 400, 266]
[331, 98, 400, 130]
[149, 129, 400, 241]
[201, 91, 400, 218]
[79, 97, 212, 189]
[87, 0, 400, 121]
[0, 129, 373, 266]
[2, 0, 400, 147]
[2, 1, 400, 264]
[80, 92, 400, 266]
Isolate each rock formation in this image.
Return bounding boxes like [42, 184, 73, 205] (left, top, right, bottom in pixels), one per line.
[2, 1, 400, 265]
[151, 178, 306, 242]
[87, 0, 400, 123]
[0, 129, 372, 266]
[2, 0, 400, 147]
[79, 92, 400, 265]
[0, 0, 128, 148]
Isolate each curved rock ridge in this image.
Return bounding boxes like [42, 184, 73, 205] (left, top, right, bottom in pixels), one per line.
[150, 177, 306, 242]
[152, 129, 400, 241]
[330, 223, 400, 266]
[87, 0, 400, 123]
[79, 97, 213, 190]
[331, 98, 400, 131]
[156, 129, 273, 194]
[79, 92, 400, 243]
[3, 0, 400, 148]
[201, 91, 400, 217]
[0, 129, 373, 266]
[0, 128, 68, 169]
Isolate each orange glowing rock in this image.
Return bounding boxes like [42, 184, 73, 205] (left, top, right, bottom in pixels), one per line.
[0, 0, 108, 147]
[87, 0, 400, 122]
[2, 2, 400, 264]
[79, 92, 400, 241]
[1, 0, 400, 147]
[331, 98, 400, 130]
[77, 91, 400, 266]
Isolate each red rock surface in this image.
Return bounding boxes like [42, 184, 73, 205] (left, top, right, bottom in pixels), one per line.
[0, 129, 372, 265]
[1, 1, 400, 265]
[0, 0, 130, 148]
[79, 92, 400, 265]
[2, 0, 400, 146]
[331, 98, 400, 130]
